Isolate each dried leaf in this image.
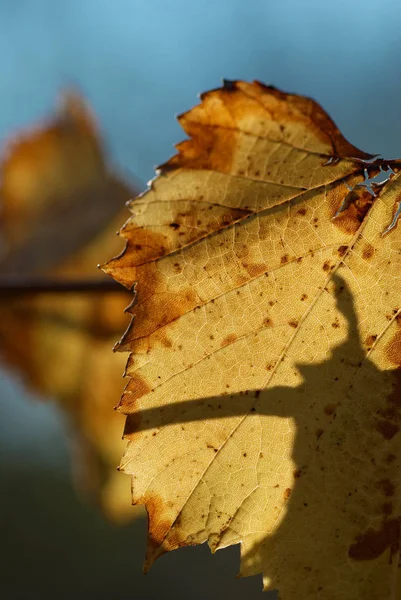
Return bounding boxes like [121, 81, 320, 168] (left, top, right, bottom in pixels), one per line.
[0, 94, 137, 522]
[0, 91, 130, 274]
[104, 81, 401, 596]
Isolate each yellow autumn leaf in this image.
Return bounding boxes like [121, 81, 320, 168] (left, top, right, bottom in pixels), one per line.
[104, 81, 401, 597]
[0, 93, 138, 522]
[0, 91, 130, 274]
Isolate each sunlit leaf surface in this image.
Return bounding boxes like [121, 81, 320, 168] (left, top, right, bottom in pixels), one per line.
[105, 81, 401, 597]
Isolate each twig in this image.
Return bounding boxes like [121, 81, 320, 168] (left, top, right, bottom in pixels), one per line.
[0, 276, 125, 295]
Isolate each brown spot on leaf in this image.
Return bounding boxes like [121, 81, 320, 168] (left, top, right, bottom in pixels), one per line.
[324, 403, 337, 416]
[242, 263, 267, 278]
[119, 375, 152, 410]
[160, 115, 238, 176]
[375, 420, 400, 440]
[141, 494, 188, 557]
[289, 320, 298, 328]
[337, 245, 348, 257]
[362, 244, 375, 260]
[332, 186, 374, 235]
[221, 333, 238, 347]
[376, 479, 395, 497]
[122, 262, 199, 339]
[141, 494, 172, 546]
[322, 261, 331, 272]
[385, 331, 401, 367]
[348, 518, 400, 562]
[365, 334, 377, 348]
[284, 488, 292, 500]
[152, 329, 173, 349]
[106, 228, 170, 287]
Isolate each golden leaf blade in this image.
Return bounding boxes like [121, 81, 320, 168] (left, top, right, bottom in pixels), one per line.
[104, 81, 401, 597]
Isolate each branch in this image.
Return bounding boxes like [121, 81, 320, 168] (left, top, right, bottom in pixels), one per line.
[0, 276, 126, 295]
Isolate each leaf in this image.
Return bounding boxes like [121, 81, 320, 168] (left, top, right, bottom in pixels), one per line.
[0, 94, 139, 522]
[0, 91, 131, 274]
[104, 80, 401, 596]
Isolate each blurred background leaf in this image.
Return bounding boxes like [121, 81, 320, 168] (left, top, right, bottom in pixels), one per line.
[0, 91, 138, 522]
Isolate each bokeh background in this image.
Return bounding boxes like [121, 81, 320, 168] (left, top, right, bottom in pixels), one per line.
[1, 1, 401, 598]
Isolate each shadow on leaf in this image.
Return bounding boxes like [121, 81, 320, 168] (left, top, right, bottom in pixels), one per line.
[123, 275, 401, 597]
